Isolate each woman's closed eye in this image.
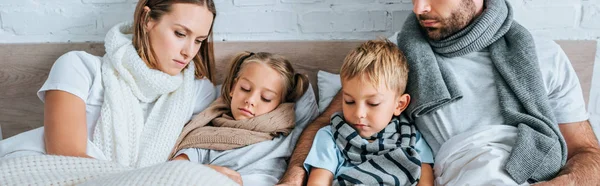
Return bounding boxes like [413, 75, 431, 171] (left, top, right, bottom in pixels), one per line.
[176, 31, 203, 44]
[175, 31, 186, 37]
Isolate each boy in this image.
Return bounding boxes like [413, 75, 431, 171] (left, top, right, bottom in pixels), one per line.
[304, 39, 434, 186]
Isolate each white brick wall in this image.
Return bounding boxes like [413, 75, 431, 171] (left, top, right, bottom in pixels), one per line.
[0, 0, 598, 43]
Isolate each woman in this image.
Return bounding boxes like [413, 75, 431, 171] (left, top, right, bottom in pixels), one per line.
[1, 0, 219, 169]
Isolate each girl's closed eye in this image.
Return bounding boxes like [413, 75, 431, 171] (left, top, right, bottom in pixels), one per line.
[240, 84, 251, 92]
[261, 94, 275, 103]
[261, 97, 272, 102]
[344, 99, 355, 105]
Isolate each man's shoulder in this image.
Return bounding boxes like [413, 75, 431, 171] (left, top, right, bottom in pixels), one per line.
[532, 36, 563, 57]
[530, 36, 571, 70]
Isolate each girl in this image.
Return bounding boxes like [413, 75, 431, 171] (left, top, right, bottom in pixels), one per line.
[0, 0, 218, 169]
[170, 51, 309, 185]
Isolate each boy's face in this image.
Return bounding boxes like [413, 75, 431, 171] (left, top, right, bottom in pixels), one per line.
[341, 76, 410, 138]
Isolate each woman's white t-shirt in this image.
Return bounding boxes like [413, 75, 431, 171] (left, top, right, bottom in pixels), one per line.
[0, 51, 216, 159]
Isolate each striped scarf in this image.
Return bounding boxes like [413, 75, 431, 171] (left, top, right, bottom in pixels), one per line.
[331, 113, 421, 186]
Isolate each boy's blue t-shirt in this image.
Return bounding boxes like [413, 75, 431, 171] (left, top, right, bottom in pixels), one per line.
[303, 125, 434, 177]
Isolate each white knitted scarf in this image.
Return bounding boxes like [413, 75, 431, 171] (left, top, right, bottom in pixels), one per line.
[92, 22, 196, 168]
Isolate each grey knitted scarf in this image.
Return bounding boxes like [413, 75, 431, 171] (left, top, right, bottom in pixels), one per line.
[331, 113, 421, 186]
[396, 0, 566, 183]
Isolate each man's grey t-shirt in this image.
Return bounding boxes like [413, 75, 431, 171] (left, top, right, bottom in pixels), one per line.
[390, 33, 589, 154]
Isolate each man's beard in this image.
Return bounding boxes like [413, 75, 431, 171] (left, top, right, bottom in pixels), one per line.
[418, 0, 478, 41]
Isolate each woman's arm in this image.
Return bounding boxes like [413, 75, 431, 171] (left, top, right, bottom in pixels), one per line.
[307, 167, 334, 186]
[43, 90, 90, 158]
[417, 163, 434, 186]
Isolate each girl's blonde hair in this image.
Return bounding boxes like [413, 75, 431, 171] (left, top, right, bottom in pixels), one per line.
[132, 0, 216, 82]
[221, 51, 309, 106]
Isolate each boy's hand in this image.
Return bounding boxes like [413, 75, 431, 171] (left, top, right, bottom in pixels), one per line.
[206, 164, 243, 185]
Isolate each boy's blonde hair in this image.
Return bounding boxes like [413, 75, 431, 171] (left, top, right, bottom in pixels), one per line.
[340, 39, 409, 94]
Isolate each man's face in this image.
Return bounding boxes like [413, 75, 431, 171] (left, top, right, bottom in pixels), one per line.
[412, 0, 480, 41]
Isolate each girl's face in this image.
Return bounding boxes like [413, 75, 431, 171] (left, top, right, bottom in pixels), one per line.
[145, 3, 214, 76]
[229, 62, 285, 120]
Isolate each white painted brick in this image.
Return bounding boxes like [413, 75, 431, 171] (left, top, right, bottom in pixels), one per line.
[83, 0, 128, 4]
[99, 6, 136, 32]
[0, 17, 5, 34]
[0, 0, 37, 6]
[513, 6, 578, 29]
[301, 11, 387, 33]
[392, 10, 411, 31]
[581, 3, 600, 29]
[379, 0, 405, 4]
[520, 0, 581, 6]
[233, 0, 276, 6]
[213, 11, 297, 33]
[1, 10, 99, 35]
[332, 0, 375, 4]
[281, 0, 324, 3]
[0, 0, 599, 43]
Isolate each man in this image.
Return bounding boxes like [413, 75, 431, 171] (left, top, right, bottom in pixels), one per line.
[277, 0, 600, 185]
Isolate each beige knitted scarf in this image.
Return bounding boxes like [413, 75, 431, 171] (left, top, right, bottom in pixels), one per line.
[170, 98, 295, 157]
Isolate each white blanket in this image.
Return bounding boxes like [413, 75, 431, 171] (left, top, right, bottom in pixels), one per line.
[434, 125, 529, 186]
[0, 127, 107, 160]
[0, 155, 238, 186]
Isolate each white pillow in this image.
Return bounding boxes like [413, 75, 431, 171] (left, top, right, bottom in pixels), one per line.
[317, 70, 341, 114]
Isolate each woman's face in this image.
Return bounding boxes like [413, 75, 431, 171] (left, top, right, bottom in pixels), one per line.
[145, 3, 214, 76]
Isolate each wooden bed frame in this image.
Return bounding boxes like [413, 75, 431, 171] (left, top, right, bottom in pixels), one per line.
[0, 40, 596, 138]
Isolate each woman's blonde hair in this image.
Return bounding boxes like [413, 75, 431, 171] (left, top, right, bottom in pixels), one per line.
[221, 51, 309, 106]
[132, 0, 216, 82]
[340, 39, 409, 94]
